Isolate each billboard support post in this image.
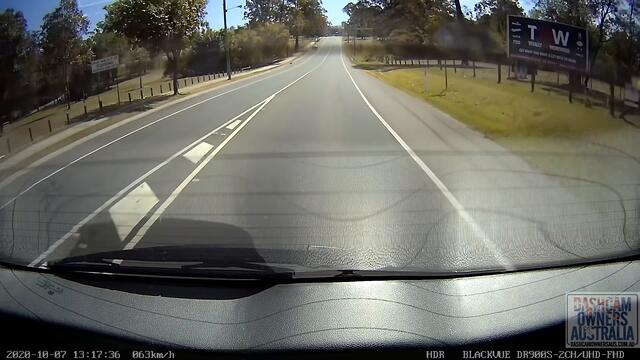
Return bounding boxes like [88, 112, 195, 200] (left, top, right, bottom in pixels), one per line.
[569, 72, 573, 103]
[116, 68, 121, 105]
[531, 70, 536, 92]
[444, 60, 448, 90]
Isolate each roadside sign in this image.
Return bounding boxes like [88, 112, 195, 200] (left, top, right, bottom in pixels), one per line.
[507, 16, 588, 72]
[91, 55, 119, 74]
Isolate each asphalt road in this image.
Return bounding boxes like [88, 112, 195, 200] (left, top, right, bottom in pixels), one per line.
[0, 37, 637, 273]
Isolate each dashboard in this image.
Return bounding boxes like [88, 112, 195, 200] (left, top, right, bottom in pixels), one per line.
[1, 260, 639, 358]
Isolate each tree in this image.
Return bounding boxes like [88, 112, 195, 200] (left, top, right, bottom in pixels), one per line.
[186, 28, 226, 75]
[283, 0, 327, 49]
[245, 0, 281, 24]
[88, 29, 129, 60]
[231, 23, 289, 67]
[345, 0, 454, 44]
[40, 0, 89, 105]
[612, 0, 639, 76]
[474, 0, 524, 37]
[255, 22, 290, 60]
[343, 1, 383, 37]
[299, 0, 328, 37]
[453, 0, 465, 22]
[103, 0, 207, 95]
[586, 0, 618, 86]
[530, 0, 590, 25]
[0, 9, 33, 117]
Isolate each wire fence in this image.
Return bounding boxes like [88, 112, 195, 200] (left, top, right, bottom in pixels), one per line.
[0, 68, 253, 157]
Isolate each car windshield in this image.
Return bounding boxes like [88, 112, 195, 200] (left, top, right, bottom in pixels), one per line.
[0, 0, 639, 277]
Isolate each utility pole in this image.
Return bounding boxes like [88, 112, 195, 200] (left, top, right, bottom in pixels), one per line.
[353, 25, 357, 57]
[223, 0, 232, 80]
[282, 0, 289, 57]
[294, 0, 300, 51]
[223, 2, 242, 80]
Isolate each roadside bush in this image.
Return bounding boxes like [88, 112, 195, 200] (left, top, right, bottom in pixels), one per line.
[231, 23, 289, 68]
[184, 24, 288, 75]
[184, 29, 226, 76]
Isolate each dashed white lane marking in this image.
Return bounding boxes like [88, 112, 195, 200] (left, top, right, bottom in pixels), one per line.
[124, 53, 329, 251]
[182, 142, 214, 164]
[28, 102, 264, 267]
[124, 98, 274, 251]
[31, 50, 330, 267]
[0, 155, 5, 160]
[339, 48, 514, 271]
[108, 182, 159, 242]
[226, 120, 242, 130]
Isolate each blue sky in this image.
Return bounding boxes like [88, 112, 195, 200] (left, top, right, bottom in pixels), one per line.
[3, 0, 535, 32]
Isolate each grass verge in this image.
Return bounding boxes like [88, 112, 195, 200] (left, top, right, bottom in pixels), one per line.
[368, 67, 625, 138]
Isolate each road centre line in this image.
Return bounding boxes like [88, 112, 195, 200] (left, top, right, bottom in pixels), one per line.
[31, 51, 329, 267]
[339, 50, 514, 271]
[0, 48, 322, 209]
[124, 53, 330, 251]
[29, 101, 266, 267]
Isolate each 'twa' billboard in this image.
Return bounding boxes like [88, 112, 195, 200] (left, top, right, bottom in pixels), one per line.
[507, 16, 589, 72]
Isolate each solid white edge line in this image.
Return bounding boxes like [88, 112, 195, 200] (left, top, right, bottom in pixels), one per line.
[29, 101, 265, 267]
[0, 49, 320, 209]
[124, 52, 330, 250]
[339, 49, 514, 271]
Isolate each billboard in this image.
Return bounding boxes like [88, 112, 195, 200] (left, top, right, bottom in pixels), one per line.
[91, 55, 119, 74]
[507, 16, 588, 72]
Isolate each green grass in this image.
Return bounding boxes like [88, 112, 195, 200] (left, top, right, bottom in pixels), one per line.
[369, 66, 625, 139]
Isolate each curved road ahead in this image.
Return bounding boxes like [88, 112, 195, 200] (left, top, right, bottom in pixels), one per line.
[0, 37, 636, 272]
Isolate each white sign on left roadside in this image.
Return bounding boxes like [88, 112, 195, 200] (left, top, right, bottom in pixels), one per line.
[91, 55, 119, 74]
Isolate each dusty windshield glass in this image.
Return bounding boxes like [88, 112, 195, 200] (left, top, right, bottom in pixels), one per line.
[0, 0, 639, 275]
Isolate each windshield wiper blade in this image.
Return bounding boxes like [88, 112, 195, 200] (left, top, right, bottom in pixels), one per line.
[47, 259, 299, 280]
[43, 248, 491, 280]
[45, 247, 304, 280]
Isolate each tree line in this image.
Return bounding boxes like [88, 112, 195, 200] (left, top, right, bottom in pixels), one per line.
[342, 0, 639, 89]
[0, 0, 328, 123]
